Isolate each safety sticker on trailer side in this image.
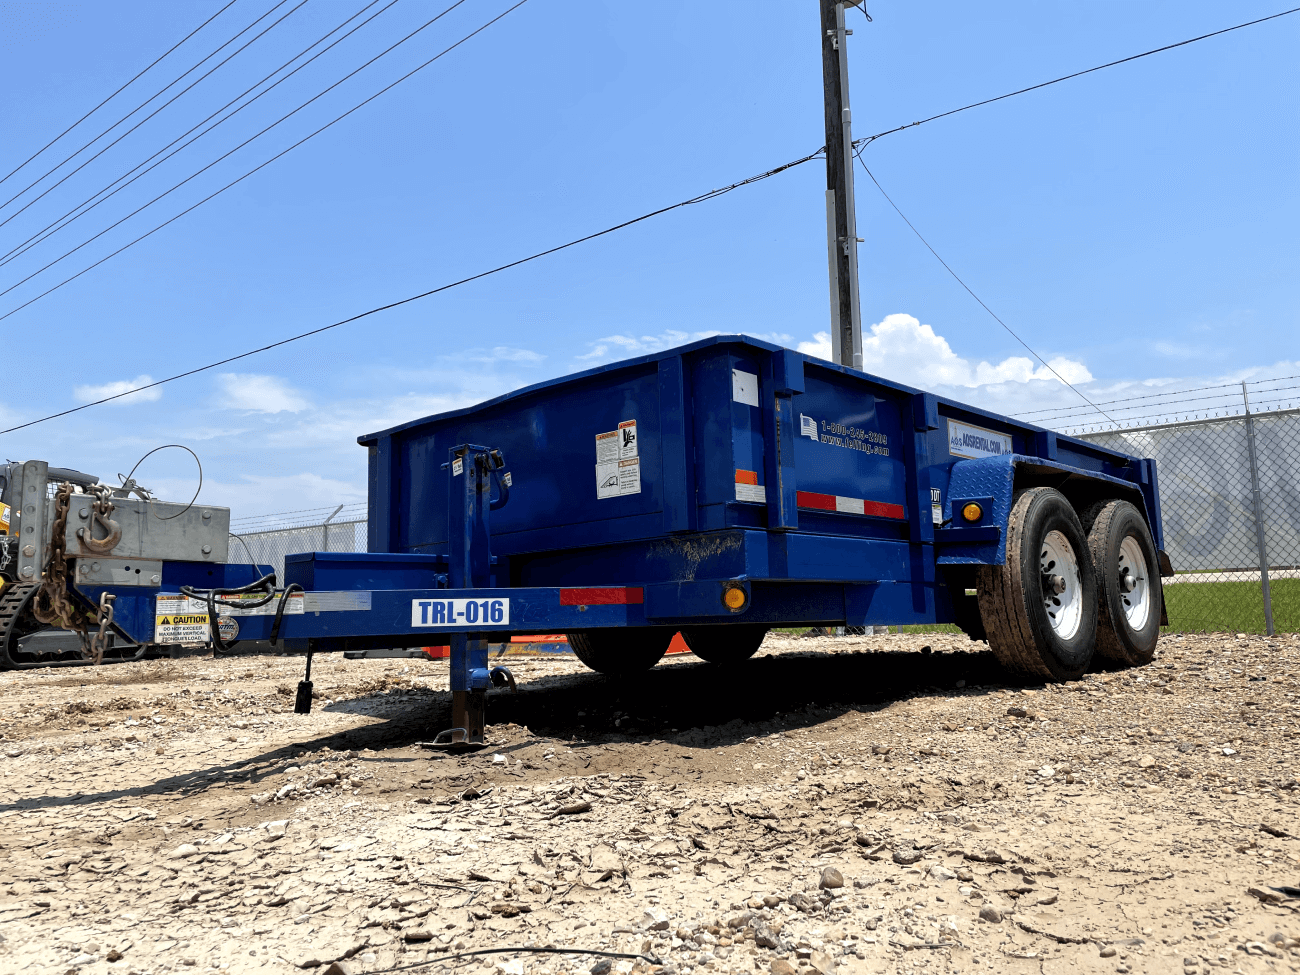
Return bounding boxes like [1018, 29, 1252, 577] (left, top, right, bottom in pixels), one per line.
[595, 419, 641, 498]
[155, 592, 306, 617]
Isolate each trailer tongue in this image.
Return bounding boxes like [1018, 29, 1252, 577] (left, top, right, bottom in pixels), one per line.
[12, 336, 1172, 745]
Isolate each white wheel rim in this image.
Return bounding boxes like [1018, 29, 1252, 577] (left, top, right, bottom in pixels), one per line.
[1039, 530, 1083, 640]
[1117, 535, 1151, 631]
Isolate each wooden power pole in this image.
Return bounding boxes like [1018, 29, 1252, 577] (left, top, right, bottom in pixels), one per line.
[820, 0, 863, 370]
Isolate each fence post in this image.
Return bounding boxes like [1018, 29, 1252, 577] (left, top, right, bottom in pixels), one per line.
[321, 503, 345, 554]
[1241, 382, 1275, 636]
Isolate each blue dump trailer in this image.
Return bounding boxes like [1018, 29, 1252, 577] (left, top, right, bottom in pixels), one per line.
[15, 336, 1172, 743]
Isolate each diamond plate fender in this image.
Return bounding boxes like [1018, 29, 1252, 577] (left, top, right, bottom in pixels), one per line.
[936, 455, 1016, 566]
[936, 453, 1152, 567]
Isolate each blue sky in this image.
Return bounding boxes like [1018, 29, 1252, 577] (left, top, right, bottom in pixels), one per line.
[0, 0, 1296, 516]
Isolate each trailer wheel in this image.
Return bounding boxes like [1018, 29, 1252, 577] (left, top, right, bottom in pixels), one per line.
[977, 487, 1098, 682]
[680, 624, 769, 664]
[1082, 499, 1161, 667]
[566, 627, 674, 675]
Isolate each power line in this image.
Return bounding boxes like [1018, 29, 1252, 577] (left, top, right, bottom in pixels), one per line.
[854, 151, 1118, 425]
[0, 146, 823, 436]
[0, 0, 240, 189]
[0, 0, 297, 218]
[0, 0, 474, 304]
[0, 0, 399, 269]
[852, 6, 1300, 151]
[0, 0, 312, 233]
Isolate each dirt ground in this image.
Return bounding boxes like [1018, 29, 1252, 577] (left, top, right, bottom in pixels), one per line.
[2, 631, 1299, 975]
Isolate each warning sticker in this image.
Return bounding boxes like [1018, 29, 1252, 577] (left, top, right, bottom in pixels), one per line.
[155, 613, 211, 645]
[596, 457, 641, 499]
[931, 487, 943, 525]
[155, 592, 306, 617]
[595, 420, 641, 498]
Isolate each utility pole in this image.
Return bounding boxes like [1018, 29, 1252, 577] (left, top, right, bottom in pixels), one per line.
[821, 0, 863, 370]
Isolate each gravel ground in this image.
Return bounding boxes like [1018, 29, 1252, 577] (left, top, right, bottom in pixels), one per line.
[2, 631, 1299, 975]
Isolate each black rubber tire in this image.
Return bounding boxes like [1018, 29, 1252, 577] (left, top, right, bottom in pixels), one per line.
[679, 624, 769, 664]
[1082, 499, 1161, 667]
[977, 487, 1098, 682]
[565, 627, 674, 675]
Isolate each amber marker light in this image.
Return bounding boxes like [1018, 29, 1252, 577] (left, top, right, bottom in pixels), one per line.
[723, 587, 747, 611]
[961, 502, 983, 522]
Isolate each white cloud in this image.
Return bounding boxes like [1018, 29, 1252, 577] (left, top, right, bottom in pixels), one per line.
[216, 373, 310, 413]
[798, 314, 1093, 390]
[73, 375, 162, 405]
[479, 346, 545, 363]
[578, 330, 721, 363]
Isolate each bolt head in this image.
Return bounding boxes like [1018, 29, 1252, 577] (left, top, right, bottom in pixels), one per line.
[18, 566, 35, 580]
[21, 545, 34, 557]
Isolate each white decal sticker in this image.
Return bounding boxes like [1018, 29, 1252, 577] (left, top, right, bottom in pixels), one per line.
[217, 615, 240, 642]
[452, 458, 464, 476]
[800, 414, 819, 441]
[502, 472, 513, 488]
[947, 419, 1013, 460]
[731, 369, 759, 407]
[595, 429, 619, 464]
[155, 592, 306, 617]
[618, 419, 638, 458]
[411, 597, 510, 627]
[735, 482, 767, 503]
[596, 457, 641, 499]
[931, 487, 943, 525]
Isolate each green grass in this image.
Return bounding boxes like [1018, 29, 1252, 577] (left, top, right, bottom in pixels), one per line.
[767, 578, 1298, 637]
[1162, 577, 1298, 635]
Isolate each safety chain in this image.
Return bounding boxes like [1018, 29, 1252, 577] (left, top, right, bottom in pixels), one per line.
[31, 483, 115, 660]
[90, 591, 116, 665]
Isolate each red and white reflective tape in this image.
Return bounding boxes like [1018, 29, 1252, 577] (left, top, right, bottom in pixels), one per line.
[796, 490, 905, 520]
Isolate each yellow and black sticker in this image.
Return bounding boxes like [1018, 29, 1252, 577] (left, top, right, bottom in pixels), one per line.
[155, 614, 210, 645]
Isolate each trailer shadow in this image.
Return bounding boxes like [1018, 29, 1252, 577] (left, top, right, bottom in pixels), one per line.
[0, 646, 1031, 815]
[484, 645, 1032, 746]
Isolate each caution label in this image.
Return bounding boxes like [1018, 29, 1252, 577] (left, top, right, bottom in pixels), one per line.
[155, 614, 211, 646]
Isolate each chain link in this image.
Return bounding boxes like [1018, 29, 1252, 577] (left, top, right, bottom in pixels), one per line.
[30, 482, 117, 660]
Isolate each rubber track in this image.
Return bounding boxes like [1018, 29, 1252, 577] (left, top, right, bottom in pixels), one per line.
[0, 583, 38, 667]
[1083, 499, 1150, 666]
[977, 488, 1056, 681]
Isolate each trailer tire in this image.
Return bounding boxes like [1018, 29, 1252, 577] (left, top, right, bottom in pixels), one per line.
[1082, 499, 1161, 667]
[680, 624, 768, 664]
[977, 487, 1098, 682]
[566, 627, 674, 675]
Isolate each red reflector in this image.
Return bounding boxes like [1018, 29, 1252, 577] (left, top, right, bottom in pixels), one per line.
[559, 587, 644, 606]
[735, 469, 759, 485]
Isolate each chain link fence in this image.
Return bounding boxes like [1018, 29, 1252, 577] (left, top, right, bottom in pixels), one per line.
[1074, 404, 1298, 635]
[229, 502, 366, 582]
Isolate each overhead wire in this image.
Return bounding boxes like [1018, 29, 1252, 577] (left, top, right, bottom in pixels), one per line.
[0, 0, 311, 232]
[0, 0, 399, 269]
[0, 0, 241, 190]
[0, 144, 824, 435]
[1013, 376, 1286, 418]
[1023, 380, 1300, 423]
[851, 5, 1300, 152]
[3, 5, 1296, 428]
[0, 0, 481, 302]
[853, 148, 1119, 425]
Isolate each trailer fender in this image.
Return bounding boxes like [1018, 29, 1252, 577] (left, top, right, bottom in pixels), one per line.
[935, 454, 1151, 567]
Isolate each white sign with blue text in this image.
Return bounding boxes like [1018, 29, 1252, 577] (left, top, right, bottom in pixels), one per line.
[947, 419, 1013, 460]
[411, 597, 510, 627]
